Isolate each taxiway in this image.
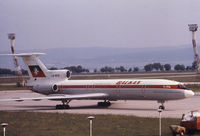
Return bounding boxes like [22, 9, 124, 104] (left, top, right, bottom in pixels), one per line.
[0, 90, 199, 118]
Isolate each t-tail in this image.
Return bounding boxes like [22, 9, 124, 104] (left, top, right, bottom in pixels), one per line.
[18, 53, 48, 78]
[0, 53, 71, 92]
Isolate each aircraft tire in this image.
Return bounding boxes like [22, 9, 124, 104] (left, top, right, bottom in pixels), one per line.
[97, 102, 111, 107]
[107, 101, 111, 106]
[159, 105, 165, 110]
[97, 102, 104, 107]
[56, 105, 70, 109]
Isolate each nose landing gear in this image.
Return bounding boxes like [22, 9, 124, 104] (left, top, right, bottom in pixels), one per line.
[158, 100, 165, 110]
[159, 105, 165, 110]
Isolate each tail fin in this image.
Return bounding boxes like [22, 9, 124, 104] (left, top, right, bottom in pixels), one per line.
[0, 53, 47, 78]
[1, 53, 71, 84]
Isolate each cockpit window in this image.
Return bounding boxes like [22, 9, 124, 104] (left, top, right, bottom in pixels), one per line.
[177, 84, 189, 90]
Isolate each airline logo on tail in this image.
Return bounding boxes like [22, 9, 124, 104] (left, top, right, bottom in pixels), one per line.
[29, 65, 46, 77]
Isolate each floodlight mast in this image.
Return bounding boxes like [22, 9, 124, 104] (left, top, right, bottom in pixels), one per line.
[188, 24, 200, 73]
[8, 33, 24, 86]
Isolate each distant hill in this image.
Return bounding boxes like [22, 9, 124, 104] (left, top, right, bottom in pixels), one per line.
[0, 45, 197, 70]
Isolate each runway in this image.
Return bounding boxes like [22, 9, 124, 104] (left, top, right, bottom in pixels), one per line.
[0, 90, 199, 118]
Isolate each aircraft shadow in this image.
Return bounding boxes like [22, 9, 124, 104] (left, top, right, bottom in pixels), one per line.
[13, 104, 107, 111]
[11, 103, 173, 112]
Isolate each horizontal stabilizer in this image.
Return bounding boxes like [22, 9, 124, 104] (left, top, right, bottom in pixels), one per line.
[0, 53, 45, 57]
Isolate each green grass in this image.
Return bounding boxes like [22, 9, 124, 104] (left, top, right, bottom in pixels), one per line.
[0, 85, 27, 91]
[0, 112, 180, 136]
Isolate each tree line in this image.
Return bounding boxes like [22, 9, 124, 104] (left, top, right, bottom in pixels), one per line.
[0, 61, 197, 75]
[0, 68, 28, 76]
[50, 65, 90, 73]
[95, 62, 197, 73]
[97, 66, 139, 73]
[143, 62, 197, 72]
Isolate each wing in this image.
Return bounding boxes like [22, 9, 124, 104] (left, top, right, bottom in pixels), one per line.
[0, 93, 109, 102]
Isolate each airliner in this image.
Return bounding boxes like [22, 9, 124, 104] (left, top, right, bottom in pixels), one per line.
[0, 53, 194, 110]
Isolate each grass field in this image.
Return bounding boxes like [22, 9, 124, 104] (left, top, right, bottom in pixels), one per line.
[0, 85, 28, 91]
[0, 112, 180, 136]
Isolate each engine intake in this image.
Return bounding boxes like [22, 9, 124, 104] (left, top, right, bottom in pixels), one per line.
[49, 70, 71, 79]
[66, 71, 71, 78]
[32, 84, 59, 94]
[52, 84, 58, 92]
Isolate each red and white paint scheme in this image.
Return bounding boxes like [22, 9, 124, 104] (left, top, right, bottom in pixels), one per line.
[0, 53, 194, 110]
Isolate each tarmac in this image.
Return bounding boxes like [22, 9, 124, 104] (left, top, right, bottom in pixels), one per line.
[0, 90, 199, 118]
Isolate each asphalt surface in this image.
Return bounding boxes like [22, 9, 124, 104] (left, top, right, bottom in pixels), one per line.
[0, 90, 199, 118]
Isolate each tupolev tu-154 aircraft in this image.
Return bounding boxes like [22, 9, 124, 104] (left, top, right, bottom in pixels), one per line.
[0, 53, 194, 110]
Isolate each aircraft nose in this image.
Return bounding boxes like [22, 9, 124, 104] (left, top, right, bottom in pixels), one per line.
[184, 90, 195, 98]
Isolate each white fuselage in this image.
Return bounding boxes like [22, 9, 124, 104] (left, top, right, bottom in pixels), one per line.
[0, 53, 195, 109]
[30, 79, 194, 101]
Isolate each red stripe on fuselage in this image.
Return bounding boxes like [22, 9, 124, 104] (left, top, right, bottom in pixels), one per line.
[58, 85, 181, 90]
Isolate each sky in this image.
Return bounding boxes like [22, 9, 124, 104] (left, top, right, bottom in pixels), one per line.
[1, 0, 200, 51]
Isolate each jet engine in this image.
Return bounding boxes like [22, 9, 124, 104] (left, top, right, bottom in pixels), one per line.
[48, 69, 71, 79]
[32, 84, 59, 94]
[52, 84, 59, 92]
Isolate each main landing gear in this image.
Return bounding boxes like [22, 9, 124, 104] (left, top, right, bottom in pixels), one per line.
[56, 100, 71, 109]
[158, 100, 165, 110]
[97, 100, 111, 107]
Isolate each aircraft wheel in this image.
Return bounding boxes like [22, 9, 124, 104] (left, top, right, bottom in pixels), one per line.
[97, 102, 104, 107]
[56, 105, 61, 109]
[159, 105, 165, 110]
[56, 104, 70, 109]
[97, 101, 111, 107]
[106, 101, 111, 106]
[63, 105, 70, 109]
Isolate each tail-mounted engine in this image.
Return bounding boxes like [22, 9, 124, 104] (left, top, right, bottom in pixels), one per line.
[32, 84, 59, 94]
[48, 69, 71, 79]
[52, 84, 59, 92]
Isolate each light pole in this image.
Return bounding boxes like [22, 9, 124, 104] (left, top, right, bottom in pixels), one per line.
[188, 24, 200, 73]
[158, 108, 163, 136]
[8, 33, 24, 86]
[88, 116, 95, 136]
[1, 123, 8, 136]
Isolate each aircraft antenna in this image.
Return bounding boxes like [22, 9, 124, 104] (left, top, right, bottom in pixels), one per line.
[8, 33, 25, 86]
[188, 24, 200, 73]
